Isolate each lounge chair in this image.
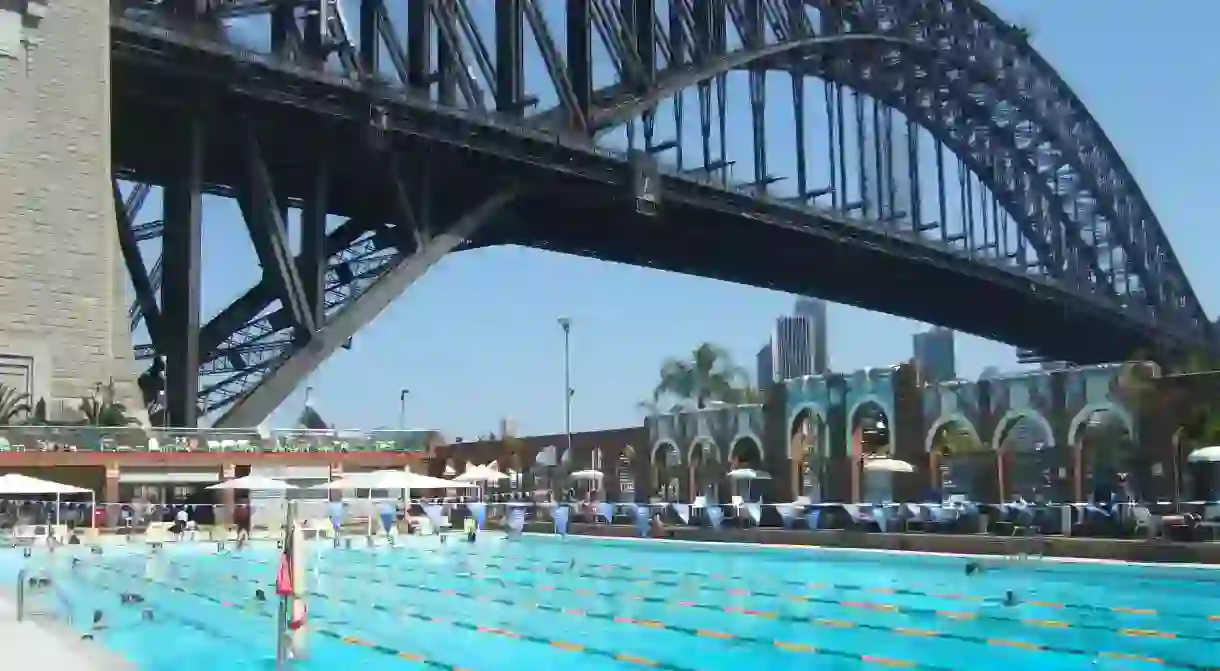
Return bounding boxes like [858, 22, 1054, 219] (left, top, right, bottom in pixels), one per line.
[1131, 506, 1162, 538]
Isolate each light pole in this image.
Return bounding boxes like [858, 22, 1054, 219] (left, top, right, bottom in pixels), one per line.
[558, 317, 573, 498]
[398, 389, 410, 430]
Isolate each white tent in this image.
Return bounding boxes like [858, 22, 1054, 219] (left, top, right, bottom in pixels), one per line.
[311, 470, 474, 534]
[863, 458, 915, 474]
[206, 475, 297, 491]
[0, 473, 95, 528]
[455, 465, 510, 483]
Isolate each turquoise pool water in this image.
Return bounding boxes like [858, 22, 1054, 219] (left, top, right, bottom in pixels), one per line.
[2, 536, 1219, 670]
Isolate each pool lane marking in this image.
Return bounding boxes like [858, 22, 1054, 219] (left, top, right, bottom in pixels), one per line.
[202, 557, 1217, 671]
[227, 552, 1220, 646]
[297, 548, 1215, 627]
[118, 560, 960, 671]
[94, 564, 684, 671]
[408, 544, 1211, 603]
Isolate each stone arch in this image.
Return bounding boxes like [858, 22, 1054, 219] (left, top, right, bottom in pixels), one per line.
[729, 435, 764, 467]
[616, 445, 636, 501]
[924, 413, 983, 453]
[786, 403, 828, 461]
[1066, 401, 1135, 447]
[650, 440, 682, 500]
[789, 406, 829, 502]
[990, 409, 1055, 452]
[848, 395, 893, 456]
[688, 438, 721, 502]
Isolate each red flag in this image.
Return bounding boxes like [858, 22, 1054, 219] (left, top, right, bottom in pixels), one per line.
[275, 554, 293, 597]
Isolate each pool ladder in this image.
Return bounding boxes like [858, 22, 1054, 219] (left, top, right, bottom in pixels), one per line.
[15, 568, 73, 623]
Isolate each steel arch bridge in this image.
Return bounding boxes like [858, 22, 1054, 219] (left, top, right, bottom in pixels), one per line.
[109, 0, 1211, 428]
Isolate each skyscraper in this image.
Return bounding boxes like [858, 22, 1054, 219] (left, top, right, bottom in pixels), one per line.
[756, 342, 774, 389]
[774, 317, 815, 381]
[793, 297, 829, 375]
[912, 327, 956, 384]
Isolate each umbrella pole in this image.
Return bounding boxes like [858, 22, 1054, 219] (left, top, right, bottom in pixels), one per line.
[91, 492, 96, 529]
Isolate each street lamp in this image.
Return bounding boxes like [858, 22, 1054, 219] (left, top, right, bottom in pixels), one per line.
[558, 317, 573, 498]
[398, 389, 410, 430]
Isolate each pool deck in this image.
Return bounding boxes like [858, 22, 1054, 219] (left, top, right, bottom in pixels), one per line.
[0, 594, 133, 671]
[531, 522, 1220, 564]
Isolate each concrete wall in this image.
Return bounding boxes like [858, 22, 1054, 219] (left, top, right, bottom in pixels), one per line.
[0, 0, 137, 416]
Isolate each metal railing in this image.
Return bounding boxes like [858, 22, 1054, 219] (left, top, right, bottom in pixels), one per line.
[0, 426, 438, 454]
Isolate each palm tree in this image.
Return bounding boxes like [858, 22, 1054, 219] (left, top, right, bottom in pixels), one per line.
[79, 380, 138, 427]
[652, 343, 749, 410]
[0, 385, 32, 424]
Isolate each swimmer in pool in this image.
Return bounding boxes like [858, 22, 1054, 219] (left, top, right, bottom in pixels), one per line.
[120, 593, 144, 605]
[1002, 590, 1019, 607]
[255, 589, 267, 602]
[91, 610, 106, 631]
[965, 561, 984, 576]
[141, 609, 154, 622]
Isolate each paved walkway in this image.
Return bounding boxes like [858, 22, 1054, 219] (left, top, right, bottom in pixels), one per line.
[0, 594, 132, 670]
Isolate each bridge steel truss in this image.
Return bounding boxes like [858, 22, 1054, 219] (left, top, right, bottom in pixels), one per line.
[111, 0, 1211, 427]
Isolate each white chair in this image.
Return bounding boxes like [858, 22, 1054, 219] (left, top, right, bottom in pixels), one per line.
[1131, 506, 1161, 537]
[1198, 504, 1220, 540]
[147, 437, 161, 452]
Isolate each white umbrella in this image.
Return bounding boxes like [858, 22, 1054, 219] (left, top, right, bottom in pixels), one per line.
[568, 469, 604, 481]
[311, 470, 474, 534]
[0, 473, 95, 529]
[863, 458, 915, 474]
[1187, 445, 1220, 463]
[206, 475, 297, 491]
[725, 468, 771, 481]
[0, 473, 91, 494]
[456, 465, 510, 482]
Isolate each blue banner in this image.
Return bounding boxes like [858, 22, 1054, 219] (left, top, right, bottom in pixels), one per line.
[805, 509, 821, 531]
[422, 505, 444, 533]
[705, 506, 724, 530]
[553, 506, 570, 536]
[507, 508, 526, 534]
[327, 502, 345, 531]
[776, 504, 796, 529]
[596, 502, 614, 523]
[671, 504, 690, 524]
[468, 502, 486, 530]
[632, 504, 650, 537]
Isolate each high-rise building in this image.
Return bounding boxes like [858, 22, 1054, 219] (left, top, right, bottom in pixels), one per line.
[774, 317, 815, 381]
[756, 342, 774, 389]
[792, 297, 829, 375]
[912, 327, 956, 384]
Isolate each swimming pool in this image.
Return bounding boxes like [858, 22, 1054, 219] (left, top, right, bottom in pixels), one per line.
[2, 535, 1218, 670]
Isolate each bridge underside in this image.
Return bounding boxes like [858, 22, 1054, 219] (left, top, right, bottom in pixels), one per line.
[106, 0, 1208, 428]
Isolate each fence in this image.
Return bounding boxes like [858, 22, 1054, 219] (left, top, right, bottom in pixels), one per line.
[0, 426, 439, 454]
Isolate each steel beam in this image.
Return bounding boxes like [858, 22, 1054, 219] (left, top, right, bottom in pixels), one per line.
[214, 187, 520, 428]
[301, 152, 329, 328]
[114, 179, 162, 350]
[495, 0, 525, 115]
[566, 0, 592, 129]
[237, 123, 315, 336]
[160, 113, 205, 427]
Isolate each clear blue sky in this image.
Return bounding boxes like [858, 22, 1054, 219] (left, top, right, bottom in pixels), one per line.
[144, 1, 1220, 438]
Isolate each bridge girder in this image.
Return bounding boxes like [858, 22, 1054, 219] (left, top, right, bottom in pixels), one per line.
[111, 0, 1211, 425]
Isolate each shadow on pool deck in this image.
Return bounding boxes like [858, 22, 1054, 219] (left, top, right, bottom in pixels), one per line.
[524, 523, 1220, 565]
[0, 593, 133, 671]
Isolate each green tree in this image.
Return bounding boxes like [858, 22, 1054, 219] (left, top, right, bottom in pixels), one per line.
[78, 381, 138, 427]
[0, 385, 32, 424]
[651, 343, 749, 410]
